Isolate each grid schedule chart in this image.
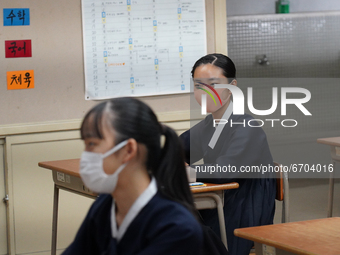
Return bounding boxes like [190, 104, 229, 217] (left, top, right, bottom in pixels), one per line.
[81, 0, 207, 100]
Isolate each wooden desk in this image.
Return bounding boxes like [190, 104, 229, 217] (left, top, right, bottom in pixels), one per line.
[234, 217, 340, 255]
[317, 137, 340, 217]
[39, 159, 239, 255]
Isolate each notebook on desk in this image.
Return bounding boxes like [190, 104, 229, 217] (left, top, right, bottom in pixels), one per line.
[190, 182, 206, 187]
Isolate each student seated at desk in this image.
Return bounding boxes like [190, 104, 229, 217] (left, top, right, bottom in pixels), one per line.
[62, 98, 204, 255]
[180, 54, 276, 255]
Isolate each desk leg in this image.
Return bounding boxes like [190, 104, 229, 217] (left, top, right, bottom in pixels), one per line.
[327, 160, 335, 218]
[52, 184, 59, 255]
[194, 193, 228, 250]
[214, 194, 228, 250]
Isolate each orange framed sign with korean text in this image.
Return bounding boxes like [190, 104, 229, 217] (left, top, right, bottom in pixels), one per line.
[7, 70, 34, 90]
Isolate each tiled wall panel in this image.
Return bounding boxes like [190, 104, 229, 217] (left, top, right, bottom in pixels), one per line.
[227, 12, 340, 144]
[227, 12, 340, 78]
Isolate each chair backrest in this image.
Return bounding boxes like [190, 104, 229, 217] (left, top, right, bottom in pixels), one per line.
[273, 161, 290, 223]
[274, 162, 284, 201]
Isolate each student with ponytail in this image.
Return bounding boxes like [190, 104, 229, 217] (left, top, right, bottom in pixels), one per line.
[62, 97, 203, 255]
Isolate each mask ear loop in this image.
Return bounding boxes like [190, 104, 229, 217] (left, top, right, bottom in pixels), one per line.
[102, 140, 129, 158]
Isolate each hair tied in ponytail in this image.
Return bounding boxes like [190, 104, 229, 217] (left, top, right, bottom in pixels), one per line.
[160, 124, 167, 135]
[159, 124, 167, 150]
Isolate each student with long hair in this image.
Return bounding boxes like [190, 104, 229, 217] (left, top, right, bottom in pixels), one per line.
[180, 53, 276, 255]
[62, 97, 203, 255]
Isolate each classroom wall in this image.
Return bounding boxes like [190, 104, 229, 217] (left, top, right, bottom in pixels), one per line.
[0, 0, 194, 126]
[1, 0, 226, 254]
[0, 140, 7, 255]
[227, 0, 340, 16]
[0, 0, 225, 126]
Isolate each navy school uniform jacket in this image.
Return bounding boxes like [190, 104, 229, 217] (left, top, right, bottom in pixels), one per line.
[62, 192, 204, 255]
[180, 113, 276, 255]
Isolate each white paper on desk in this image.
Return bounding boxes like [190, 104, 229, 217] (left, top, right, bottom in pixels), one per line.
[186, 166, 196, 183]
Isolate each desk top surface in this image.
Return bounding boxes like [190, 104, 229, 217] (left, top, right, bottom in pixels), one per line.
[38, 159, 239, 194]
[234, 217, 340, 255]
[317, 137, 340, 147]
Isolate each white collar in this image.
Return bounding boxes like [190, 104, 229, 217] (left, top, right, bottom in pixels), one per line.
[111, 177, 158, 242]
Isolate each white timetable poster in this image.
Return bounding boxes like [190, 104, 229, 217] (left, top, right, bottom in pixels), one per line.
[81, 0, 207, 100]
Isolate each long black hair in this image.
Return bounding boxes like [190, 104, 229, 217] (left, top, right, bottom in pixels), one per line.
[80, 97, 196, 216]
[191, 53, 236, 82]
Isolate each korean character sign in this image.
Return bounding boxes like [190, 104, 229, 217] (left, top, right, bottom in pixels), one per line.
[7, 70, 34, 90]
[3, 8, 30, 26]
[5, 40, 32, 58]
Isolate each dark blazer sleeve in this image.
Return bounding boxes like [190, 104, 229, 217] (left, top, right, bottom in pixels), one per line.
[135, 222, 203, 255]
[134, 201, 204, 255]
[201, 224, 229, 255]
[179, 125, 205, 164]
[196, 124, 274, 183]
[179, 129, 191, 163]
[62, 205, 99, 255]
[62, 195, 114, 255]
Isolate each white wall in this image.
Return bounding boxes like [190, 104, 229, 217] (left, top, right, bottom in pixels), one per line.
[227, 0, 340, 16]
[0, 0, 225, 126]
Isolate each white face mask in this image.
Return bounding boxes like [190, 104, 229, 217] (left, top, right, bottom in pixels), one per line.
[80, 140, 128, 194]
